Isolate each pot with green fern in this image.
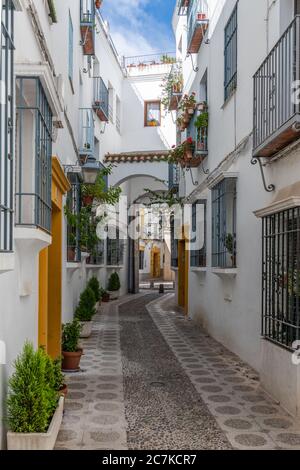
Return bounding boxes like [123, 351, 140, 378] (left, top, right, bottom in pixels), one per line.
[107, 272, 121, 300]
[225, 233, 236, 267]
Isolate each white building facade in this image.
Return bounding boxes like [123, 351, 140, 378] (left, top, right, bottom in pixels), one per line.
[172, 0, 300, 417]
[0, 0, 175, 448]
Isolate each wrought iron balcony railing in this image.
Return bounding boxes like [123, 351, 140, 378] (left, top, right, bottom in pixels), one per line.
[93, 77, 109, 122]
[79, 108, 94, 158]
[253, 15, 300, 158]
[187, 110, 208, 160]
[177, 0, 190, 16]
[80, 0, 95, 55]
[86, 239, 105, 266]
[187, 0, 209, 54]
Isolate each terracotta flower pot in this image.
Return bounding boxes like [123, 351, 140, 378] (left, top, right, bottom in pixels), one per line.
[82, 195, 94, 207]
[102, 293, 110, 302]
[62, 350, 82, 372]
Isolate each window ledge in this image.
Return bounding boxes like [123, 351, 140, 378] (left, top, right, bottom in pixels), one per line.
[106, 265, 124, 269]
[190, 267, 207, 273]
[66, 262, 81, 270]
[86, 264, 105, 269]
[0, 253, 15, 273]
[171, 267, 178, 272]
[211, 268, 238, 278]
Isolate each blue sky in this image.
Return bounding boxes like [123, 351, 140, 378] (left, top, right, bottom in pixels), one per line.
[101, 0, 176, 57]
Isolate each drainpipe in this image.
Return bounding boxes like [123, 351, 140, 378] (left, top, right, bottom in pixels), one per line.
[265, 0, 277, 54]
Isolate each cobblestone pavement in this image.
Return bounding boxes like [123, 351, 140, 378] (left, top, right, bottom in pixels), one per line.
[149, 294, 300, 450]
[56, 293, 300, 450]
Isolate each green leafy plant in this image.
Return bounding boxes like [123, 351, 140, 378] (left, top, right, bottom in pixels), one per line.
[52, 357, 65, 391]
[168, 137, 195, 165]
[75, 287, 96, 322]
[161, 63, 183, 109]
[88, 276, 101, 302]
[225, 234, 234, 255]
[160, 54, 176, 64]
[6, 342, 58, 433]
[194, 112, 209, 129]
[81, 165, 122, 205]
[108, 272, 121, 292]
[62, 321, 81, 352]
[178, 93, 197, 113]
[64, 205, 103, 254]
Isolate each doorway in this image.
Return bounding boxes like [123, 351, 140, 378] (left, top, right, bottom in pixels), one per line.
[178, 239, 188, 314]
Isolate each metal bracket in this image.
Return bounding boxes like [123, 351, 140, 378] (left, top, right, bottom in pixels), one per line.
[201, 159, 209, 175]
[251, 156, 275, 192]
[186, 53, 199, 73]
[186, 166, 198, 186]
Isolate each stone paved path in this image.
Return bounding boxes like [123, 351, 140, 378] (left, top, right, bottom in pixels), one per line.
[56, 293, 300, 450]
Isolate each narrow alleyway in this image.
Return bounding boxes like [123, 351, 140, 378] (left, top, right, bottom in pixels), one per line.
[56, 294, 300, 451]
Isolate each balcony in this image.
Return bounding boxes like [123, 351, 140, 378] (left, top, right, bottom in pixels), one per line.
[93, 77, 109, 122]
[186, 109, 208, 166]
[167, 64, 183, 111]
[79, 108, 94, 159]
[187, 0, 209, 54]
[80, 0, 95, 56]
[253, 16, 300, 158]
[177, 0, 190, 16]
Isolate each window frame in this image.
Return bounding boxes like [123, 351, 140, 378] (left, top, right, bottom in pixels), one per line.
[107, 229, 125, 266]
[262, 207, 300, 351]
[224, 3, 238, 102]
[0, 0, 14, 253]
[68, 10, 74, 88]
[170, 214, 179, 268]
[66, 176, 81, 263]
[144, 100, 161, 127]
[190, 200, 207, 268]
[211, 178, 237, 269]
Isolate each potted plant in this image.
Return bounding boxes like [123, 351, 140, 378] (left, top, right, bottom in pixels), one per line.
[61, 320, 82, 371]
[101, 288, 110, 302]
[194, 111, 209, 130]
[6, 342, 64, 450]
[75, 287, 96, 338]
[107, 272, 121, 300]
[87, 276, 101, 308]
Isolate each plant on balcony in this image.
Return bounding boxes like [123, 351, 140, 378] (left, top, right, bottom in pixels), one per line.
[6, 342, 62, 450]
[161, 54, 176, 64]
[62, 320, 82, 371]
[107, 272, 121, 299]
[88, 276, 101, 302]
[179, 93, 197, 115]
[168, 137, 195, 166]
[194, 112, 209, 129]
[64, 205, 103, 255]
[225, 233, 236, 267]
[161, 63, 183, 109]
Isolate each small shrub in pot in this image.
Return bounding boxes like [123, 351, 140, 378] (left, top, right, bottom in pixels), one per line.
[107, 272, 121, 300]
[87, 276, 101, 303]
[62, 320, 82, 371]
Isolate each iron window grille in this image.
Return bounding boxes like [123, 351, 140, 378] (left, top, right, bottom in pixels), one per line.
[190, 200, 206, 267]
[87, 239, 104, 265]
[171, 214, 179, 268]
[15, 77, 52, 233]
[139, 250, 145, 270]
[79, 108, 94, 157]
[262, 207, 300, 350]
[169, 163, 180, 192]
[224, 3, 238, 101]
[93, 77, 109, 122]
[107, 229, 125, 266]
[0, 0, 14, 253]
[211, 178, 237, 268]
[66, 176, 81, 263]
[68, 11, 74, 84]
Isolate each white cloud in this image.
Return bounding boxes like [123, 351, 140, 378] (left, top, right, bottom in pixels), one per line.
[101, 0, 174, 57]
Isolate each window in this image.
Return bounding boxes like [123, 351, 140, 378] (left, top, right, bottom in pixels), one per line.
[262, 208, 300, 350]
[66, 177, 81, 263]
[15, 78, 53, 233]
[170, 214, 179, 268]
[145, 101, 161, 127]
[211, 178, 237, 268]
[108, 84, 114, 123]
[224, 4, 237, 101]
[107, 229, 125, 266]
[87, 239, 104, 265]
[68, 11, 74, 85]
[0, 0, 14, 252]
[116, 96, 121, 134]
[139, 250, 145, 270]
[295, 0, 300, 14]
[190, 200, 206, 268]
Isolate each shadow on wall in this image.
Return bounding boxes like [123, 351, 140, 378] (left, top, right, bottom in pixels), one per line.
[122, 79, 173, 152]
